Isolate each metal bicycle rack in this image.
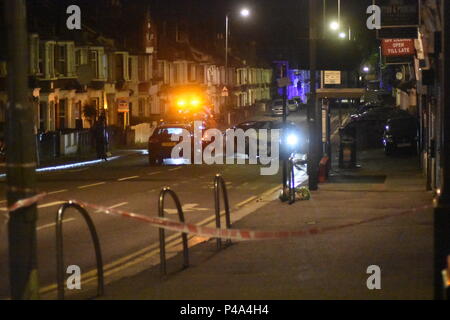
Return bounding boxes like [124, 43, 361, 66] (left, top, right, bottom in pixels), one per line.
[214, 174, 232, 249]
[158, 187, 189, 275]
[287, 157, 296, 205]
[56, 201, 104, 300]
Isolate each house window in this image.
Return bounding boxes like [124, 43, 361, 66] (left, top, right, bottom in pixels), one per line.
[57, 99, 67, 130]
[102, 54, 108, 80]
[74, 101, 83, 129]
[92, 98, 101, 118]
[138, 99, 145, 117]
[39, 102, 47, 131]
[138, 56, 146, 82]
[29, 35, 40, 74]
[128, 57, 133, 80]
[75, 49, 82, 69]
[188, 63, 196, 82]
[0, 100, 5, 123]
[115, 54, 124, 81]
[173, 64, 179, 83]
[55, 45, 67, 76]
[0, 62, 6, 77]
[90, 50, 99, 78]
[156, 61, 164, 79]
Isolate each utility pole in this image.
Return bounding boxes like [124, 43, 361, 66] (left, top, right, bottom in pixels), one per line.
[282, 66, 288, 195]
[434, 0, 450, 300]
[308, 0, 319, 191]
[5, 0, 40, 300]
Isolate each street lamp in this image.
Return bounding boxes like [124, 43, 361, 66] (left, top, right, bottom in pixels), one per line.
[329, 21, 340, 31]
[363, 66, 370, 73]
[225, 8, 250, 104]
[240, 8, 250, 17]
[338, 31, 346, 39]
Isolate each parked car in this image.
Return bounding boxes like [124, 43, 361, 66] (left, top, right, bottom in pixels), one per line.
[342, 107, 411, 149]
[271, 99, 290, 117]
[351, 102, 384, 119]
[148, 123, 207, 165]
[383, 116, 419, 156]
[228, 120, 306, 157]
[287, 99, 299, 112]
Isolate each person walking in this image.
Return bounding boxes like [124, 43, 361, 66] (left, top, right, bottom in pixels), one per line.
[94, 114, 108, 161]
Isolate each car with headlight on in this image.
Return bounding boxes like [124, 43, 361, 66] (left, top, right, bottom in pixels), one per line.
[148, 122, 209, 165]
[271, 99, 290, 117]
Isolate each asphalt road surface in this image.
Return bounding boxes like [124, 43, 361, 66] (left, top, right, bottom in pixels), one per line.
[0, 109, 329, 298]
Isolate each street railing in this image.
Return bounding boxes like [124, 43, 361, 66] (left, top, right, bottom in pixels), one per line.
[158, 187, 189, 275]
[51, 174, 232, 295]
[56, 201, 104, 300]
[214, 174, 232, 249]
[288, 156, 296, 205]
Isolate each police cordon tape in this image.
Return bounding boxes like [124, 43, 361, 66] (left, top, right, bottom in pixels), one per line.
[8, 193, 432, 241]
[8, 193, 47, 212]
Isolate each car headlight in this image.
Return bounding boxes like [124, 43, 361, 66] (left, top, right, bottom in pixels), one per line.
[286, 134, 299, 146]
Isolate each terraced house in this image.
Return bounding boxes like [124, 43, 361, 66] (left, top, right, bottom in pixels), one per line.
[0, 0, 273, 158]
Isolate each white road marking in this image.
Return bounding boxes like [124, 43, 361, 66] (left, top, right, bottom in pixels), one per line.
[39, 184, 282, 297]
[47, 189, 68, 195]
[164, 203, 210, 215]
[37, 201, 66, 209]
[168, 167, 182, 172]
[95, 202, 128, 213]
[0, 200, 66, 212]
[148, 171, 162, 176]
[78, 182, 106, 189]
[236, 196, 258, 208]
[37, 218, 76, 231]
[117, 176, 139, 182]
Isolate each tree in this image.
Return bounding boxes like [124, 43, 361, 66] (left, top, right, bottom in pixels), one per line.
[83, 104, 97, 127]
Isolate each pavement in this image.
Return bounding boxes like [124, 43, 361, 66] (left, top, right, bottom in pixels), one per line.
[0, 110, 307, 300]
[0, 106, 433, 300]
[95, 148, 433, 300]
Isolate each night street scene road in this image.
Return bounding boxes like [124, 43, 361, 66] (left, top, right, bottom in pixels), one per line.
[0, 0, 449, 307]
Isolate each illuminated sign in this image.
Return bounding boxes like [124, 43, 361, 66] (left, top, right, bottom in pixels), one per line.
[382, 39, 415, 56]
[324, 71, 341, 85]
[117, 99, 129, 112]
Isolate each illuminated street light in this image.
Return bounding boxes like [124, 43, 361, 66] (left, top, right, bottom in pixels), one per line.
[240, 8, 250, 17]
[226, 8, 251, 92]
[363, 66, 370, 73]
[338, 32, 346, 39]
[330, 21, 339, 31]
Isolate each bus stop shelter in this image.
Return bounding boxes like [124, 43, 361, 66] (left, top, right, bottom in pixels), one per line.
[314, 88, 365, 166]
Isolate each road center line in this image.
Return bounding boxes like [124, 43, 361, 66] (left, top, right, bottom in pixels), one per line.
[118, 176, 139, 182]
[47, 189, 68, 195]
[95, 202, 128, 213]
[148, 171, 162, 176]
[78, 182, 106, 189]
[168, 167, 182, 172]
[0, 200, 66, 212]
[37, 218, 75, 231]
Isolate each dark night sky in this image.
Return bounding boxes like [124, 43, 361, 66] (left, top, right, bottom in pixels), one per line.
[0, 0, 378, 67]
[165, 0, 378, 66]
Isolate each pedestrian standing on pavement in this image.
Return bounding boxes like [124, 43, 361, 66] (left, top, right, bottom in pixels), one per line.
[94, 114, 108, 161]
